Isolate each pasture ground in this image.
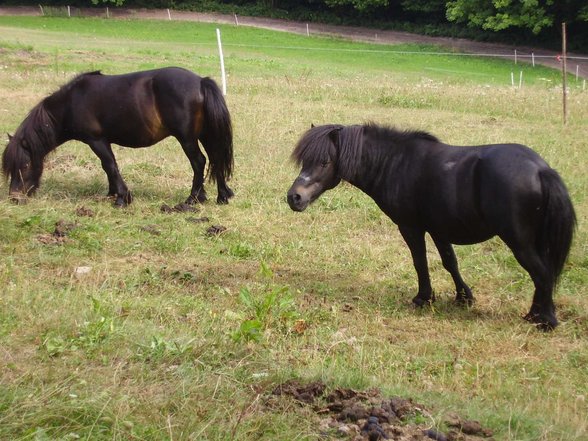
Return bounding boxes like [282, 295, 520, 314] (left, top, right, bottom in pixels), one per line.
[0, 16, 587, 441]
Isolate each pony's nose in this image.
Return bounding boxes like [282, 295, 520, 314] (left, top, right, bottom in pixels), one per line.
[287, 192, 303, 211]
[287, 192, 300, 204]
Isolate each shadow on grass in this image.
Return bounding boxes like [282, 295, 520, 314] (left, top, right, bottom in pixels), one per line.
[41, 175, 194, 206]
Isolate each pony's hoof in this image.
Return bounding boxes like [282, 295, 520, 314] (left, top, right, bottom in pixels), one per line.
[412, 295, 434, 307]
[524, 312, 558, 331]
[113, 196, 131, 208]
[9, 194, 28, 205]
[216, 187, 234, 204]
[186, 193, 207, 204]
[455, 296, 475, 307]
[111, 190, 132, 207]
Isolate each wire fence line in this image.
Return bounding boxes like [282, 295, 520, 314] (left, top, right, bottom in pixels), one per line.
[209, 41, 588, 82]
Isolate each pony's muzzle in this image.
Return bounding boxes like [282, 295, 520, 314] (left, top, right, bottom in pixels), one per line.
[288, 193, 304, 211]
[287, 188, 308, 212]
[8, 192, 28, 205]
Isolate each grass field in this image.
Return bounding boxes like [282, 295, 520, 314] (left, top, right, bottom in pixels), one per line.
[0, 16, 587, 441]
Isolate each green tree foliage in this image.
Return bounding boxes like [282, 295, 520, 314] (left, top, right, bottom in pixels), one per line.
[400, 0, 445, 14]
[91, 0, 126, 6]
[446, 0, 588, 34]
[324, 0, 389, 13]
[446, 0, 552, 34]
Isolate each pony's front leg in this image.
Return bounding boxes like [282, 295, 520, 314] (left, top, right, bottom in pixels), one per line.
[431, 236, 474, 305]
[399, 225, 435, 306]
[88, 140, 132, 207]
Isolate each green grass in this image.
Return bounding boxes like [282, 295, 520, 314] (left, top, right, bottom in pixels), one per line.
[0, 16, 568, 85]
[0, 15, 587, 441]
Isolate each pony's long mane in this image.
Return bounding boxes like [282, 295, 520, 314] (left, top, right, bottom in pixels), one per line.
[2, 102, 57, 180]
[292, 123, 439, 180]
[2, 71, 101, 179]
[291, 124, 344, 167]
[363, 123, 439, 146]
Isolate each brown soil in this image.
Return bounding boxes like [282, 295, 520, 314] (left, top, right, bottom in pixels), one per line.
[1, 6, 587, 77]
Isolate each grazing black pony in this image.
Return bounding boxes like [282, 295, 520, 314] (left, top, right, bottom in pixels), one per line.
[2, 67, 234, 206]
[287, 123, 576, 330]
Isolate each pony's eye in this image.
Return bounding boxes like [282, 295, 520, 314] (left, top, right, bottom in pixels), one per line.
[320, 160, 330, 168]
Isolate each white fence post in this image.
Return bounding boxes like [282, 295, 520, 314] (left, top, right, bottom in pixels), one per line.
[216, 28, 227, 96]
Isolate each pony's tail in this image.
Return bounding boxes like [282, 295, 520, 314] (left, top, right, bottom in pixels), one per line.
[538, 168, 576, 286]
[200, 77, 233, 183]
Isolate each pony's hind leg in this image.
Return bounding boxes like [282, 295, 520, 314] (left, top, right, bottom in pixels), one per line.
[215, 176, 234, 205]
[510, 244, 557, 331]
[88, 140, 132, 207]
[431, 237, 474, 305]
[178, 139, 208, 204]
[198, 133, 234, 205]
[497, 203, 558, 330]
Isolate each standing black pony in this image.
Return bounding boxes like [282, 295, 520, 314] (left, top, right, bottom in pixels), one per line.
[2, 67, 234, 206]
[287, 123, 576, 330]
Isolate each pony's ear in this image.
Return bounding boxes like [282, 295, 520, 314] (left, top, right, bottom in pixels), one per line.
[7, 133, 12, 141]
[310, 123, 315, 128]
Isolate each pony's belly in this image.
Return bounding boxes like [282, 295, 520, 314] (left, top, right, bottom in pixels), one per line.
[108, 130, 169, 148]
[449, 233, 496, 245]
[437, 228, 496, 245]
[426, 219, 495, 245]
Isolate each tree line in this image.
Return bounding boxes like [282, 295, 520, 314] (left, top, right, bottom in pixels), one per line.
[9, 0, 588, 50]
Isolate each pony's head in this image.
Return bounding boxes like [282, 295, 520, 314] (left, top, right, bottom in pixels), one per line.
[2, 103, 57, 203]
[287, 124, 361, 211]
[2, 133, 39, 203]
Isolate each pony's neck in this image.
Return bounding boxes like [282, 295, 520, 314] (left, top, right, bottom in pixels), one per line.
[342, 130, 404, 196]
